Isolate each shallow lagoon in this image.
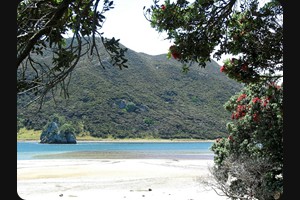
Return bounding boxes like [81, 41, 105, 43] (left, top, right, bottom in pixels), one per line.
[17, 141, 214, 160]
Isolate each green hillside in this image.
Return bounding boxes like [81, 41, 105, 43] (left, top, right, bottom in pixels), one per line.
[17, 44, 242, 140]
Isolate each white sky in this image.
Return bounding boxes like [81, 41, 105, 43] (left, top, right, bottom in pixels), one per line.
[101, 0, 173, 56]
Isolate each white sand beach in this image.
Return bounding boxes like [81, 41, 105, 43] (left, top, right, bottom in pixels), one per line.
[17, 159, 228, 200]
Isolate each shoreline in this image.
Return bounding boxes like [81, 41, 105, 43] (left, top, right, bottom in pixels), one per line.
[31, 151, 215, 160]
[17, 158, 226, 200]
[17, 142, 223, 199]
[17, 138, 216, 143]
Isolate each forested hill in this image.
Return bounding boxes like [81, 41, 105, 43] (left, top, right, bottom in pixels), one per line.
[17, 45, 242, 140]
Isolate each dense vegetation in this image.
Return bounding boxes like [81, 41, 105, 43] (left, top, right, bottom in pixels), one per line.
[146, 0, 283, 199]
[17, 44, 241, 140]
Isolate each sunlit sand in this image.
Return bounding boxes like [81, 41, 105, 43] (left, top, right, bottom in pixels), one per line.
[17, 158, 227, 200]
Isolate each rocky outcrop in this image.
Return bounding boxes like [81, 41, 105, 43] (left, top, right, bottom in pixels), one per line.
[40, 121, 77, 144]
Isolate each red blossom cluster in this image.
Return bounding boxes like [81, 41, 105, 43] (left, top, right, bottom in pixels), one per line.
[236, 93, 247, 102]
[252, 97, 261, 104]
[232, 94, 249, 119]
[232, 97, 268, 122]
[161, 4, 166, 10]
[171, 52, 180, 59]
[253, 113, 259, 122]
[232, 95, 264, 121]
[220, 65, 226, 72]
[231, 105, 246, 120]
[251, 96, 271, 122]
[232, 95, 272, 122]
[252, 96, 271, 107]
[169, 45, 181, 59]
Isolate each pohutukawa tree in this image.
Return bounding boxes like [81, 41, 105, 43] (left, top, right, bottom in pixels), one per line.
[17, 0, 128, 105]
[145, 0, 283, 199]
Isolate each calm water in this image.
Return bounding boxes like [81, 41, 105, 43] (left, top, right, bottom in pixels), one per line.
[17, 141, 215, 160]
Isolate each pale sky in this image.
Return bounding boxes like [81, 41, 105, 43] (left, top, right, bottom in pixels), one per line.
[101, 0, 173, 56]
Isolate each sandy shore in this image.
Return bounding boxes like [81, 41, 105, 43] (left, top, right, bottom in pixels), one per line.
[17, 159, 227, 200]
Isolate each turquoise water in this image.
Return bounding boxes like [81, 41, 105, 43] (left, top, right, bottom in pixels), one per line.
[17, 141, 214, 160]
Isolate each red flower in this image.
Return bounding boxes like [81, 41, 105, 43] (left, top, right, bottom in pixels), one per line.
[231, 113, 235, 119]
[252, 97, 261, 104]
[234, 112, 240, 119]
[253, 113, 259, 122]
[169, 45, 180, 59]
[237, 94, 247, 102]
[236, 105, 245, 112]
[171, 52, 180, 59]
[161, 5, 166, 10]
[220, 65, 226, 72]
